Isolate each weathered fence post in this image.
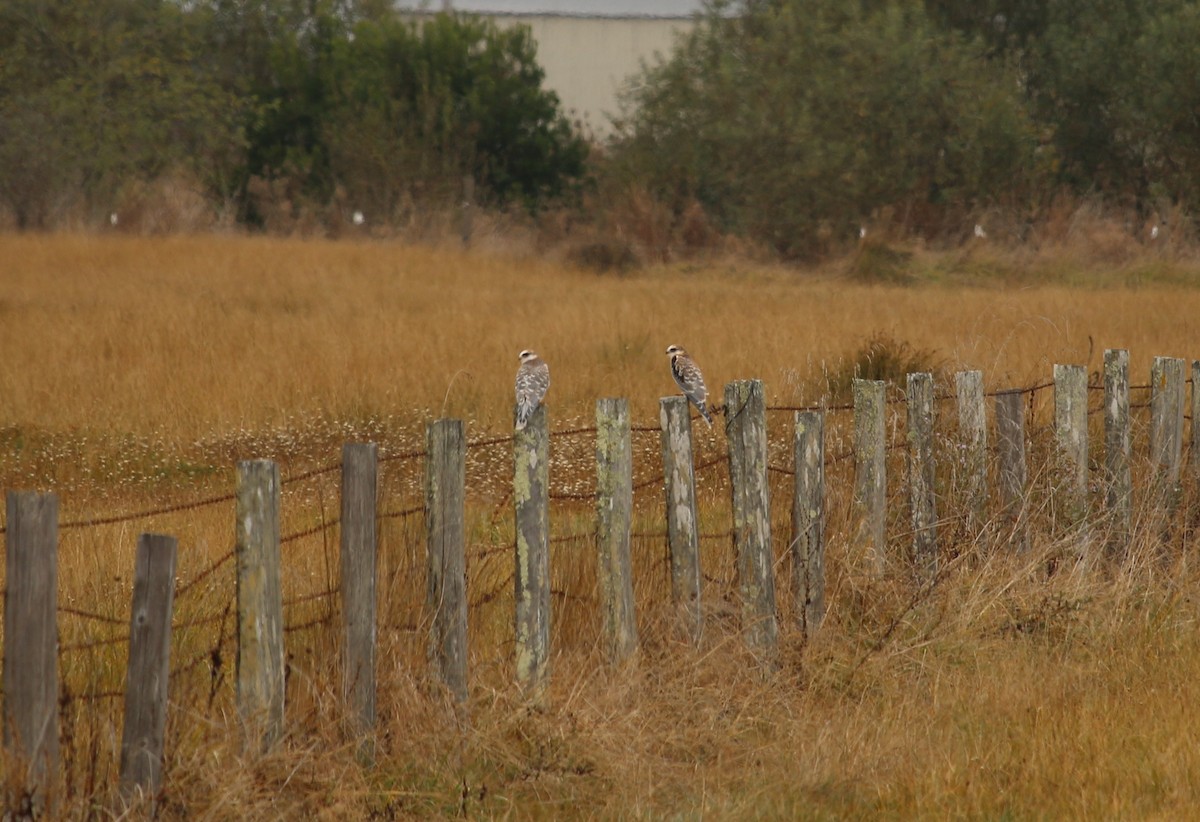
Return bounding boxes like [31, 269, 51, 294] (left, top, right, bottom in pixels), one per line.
[1054, 364, 1090, 539]
[1150, 356, 1186, 544]
[1104, 349, 1131, 559]
[853, 379, 887, 576]
[791, 411, 825, 638]
[955, 370, 987, 540]
[1191, 360, 1200, 482]
[341, 442, 378, 739]
[425, 421, 468, 702]
[119, 533, 178, 801]
[513, 404, 550, 693]
[907, 373, 937, 580]
[660, 396, 702, 645]
[724, 380, 778, 661]
[3, 491, 59, 796]
[1189, 360, 1200, 538]
[236, 459, 284, 752]
[996, 390, 1029, 551]
[596, 398, 638, 663]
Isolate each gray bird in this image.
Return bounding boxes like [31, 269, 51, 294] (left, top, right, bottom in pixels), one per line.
[515, 349, 550, 430]
[666, 344, 713, 426]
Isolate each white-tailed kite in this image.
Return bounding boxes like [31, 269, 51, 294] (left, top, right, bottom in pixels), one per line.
[515, 349, 550, 431]
[666, 345, 713, 427]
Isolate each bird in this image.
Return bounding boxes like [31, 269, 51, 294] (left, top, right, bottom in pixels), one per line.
[665, 345, 713, 426]
[514, 349, 550, 431]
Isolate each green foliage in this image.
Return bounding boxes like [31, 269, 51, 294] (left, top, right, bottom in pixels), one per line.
[611, 0, 1041, 258]
[318, 14, 587, 219]
[0, 1, 584, 229]
[928, 0, 1200, 206]
[0, 0, 250, 227]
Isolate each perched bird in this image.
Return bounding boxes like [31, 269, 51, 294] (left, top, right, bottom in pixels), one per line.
[515, 349, 550, 431]
[666, 345, 713, 426]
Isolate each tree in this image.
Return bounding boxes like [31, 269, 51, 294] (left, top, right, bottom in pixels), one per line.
[0, 0, 249, 228]
[612, 0, 1040, 257]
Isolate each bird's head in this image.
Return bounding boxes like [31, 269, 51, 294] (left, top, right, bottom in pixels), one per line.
[665, 345, 685, 357]
[518, 349, 538, 364]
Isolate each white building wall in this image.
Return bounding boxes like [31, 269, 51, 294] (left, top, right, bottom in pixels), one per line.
[490, 16, 694, 139]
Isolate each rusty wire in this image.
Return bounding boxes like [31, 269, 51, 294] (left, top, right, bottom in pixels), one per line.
[280, 516, 339, 545]
[174, 549, 236, 600]
[56, 490, 236, 532]
[58, 605, 125, 626]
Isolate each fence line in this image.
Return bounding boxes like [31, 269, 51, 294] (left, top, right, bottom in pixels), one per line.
[7, 353, 1200, 802]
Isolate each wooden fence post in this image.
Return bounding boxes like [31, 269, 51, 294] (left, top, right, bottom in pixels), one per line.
[791, 411, 825, 638]
[1189, 360, 1200, 538]
[1054, 364, 1089, 538]
[907, 372, 937, 580]
[3, 491, 59, 795]
[341, 442, 378, 738]
[596, 398, 638, 663]
[996, 390, 1029, 551]
[660, 396, 702, 645]
[236, 459, 284, 752]
[853, 379, 887, 576]
[1150, 356, 1186, 543]
[119, 533, 178, 801]
[513, 404, 550, 693]
[1104, 349, 1131, 559]
[724, 380, 778, 661]
[1191, 360, 1200, 482]
[955, 370, 987, 539]
[426, 422, 468, 702]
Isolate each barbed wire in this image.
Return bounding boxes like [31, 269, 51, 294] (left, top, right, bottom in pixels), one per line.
[61, 634, 130, 654]
[380, 446, 427, 464]
[283, 587, 338, 608]
[55, 490, 236, 532]
[58, 605, 125, 626]
[380, 504, 423, 521]
[281, 517, 339, 545]
[283, 613, 333, 634]
[175, 549, 236, 600]
[282, 462, 341, 486]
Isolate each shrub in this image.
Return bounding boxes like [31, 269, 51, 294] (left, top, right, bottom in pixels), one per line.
[609, 0, 1042, 259]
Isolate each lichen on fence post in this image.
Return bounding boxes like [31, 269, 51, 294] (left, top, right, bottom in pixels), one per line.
[513, 404, 550, 694]
[1150, 356, 1186, 546]
[853, 379, 887, 577]
[120, 533, 178, 801]
[341, 442, 378, 741]
[426, 421, 468, 702]
[996, 390, 1029, 552]
[660, 396, 702, 645]
[236, 459, 284, 753]
[1054, 364, 1090, 547]
[791, 410, 825, 638]
[907, 373, 937, 581]
[3, 491, 59, 803]
[1104, 349, 1131, 559]
[724, 379, 778, 663]
[955, 370, 987, 541]
[596, 398, 638, 663]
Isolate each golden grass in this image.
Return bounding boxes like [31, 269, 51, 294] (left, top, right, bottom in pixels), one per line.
[4, 233, 1200, 818]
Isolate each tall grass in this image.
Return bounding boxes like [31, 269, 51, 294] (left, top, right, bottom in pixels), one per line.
[3, 233, 1200, 818]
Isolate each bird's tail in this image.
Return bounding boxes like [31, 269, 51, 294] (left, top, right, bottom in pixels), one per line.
[700, 404, 714, 427]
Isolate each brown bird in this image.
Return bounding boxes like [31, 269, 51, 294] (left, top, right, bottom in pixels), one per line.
[666, 345, 713, 426]
[515, 349, 550, 430]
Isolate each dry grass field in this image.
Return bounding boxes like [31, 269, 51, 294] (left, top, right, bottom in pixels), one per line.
[5, 232, 1200, 819]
